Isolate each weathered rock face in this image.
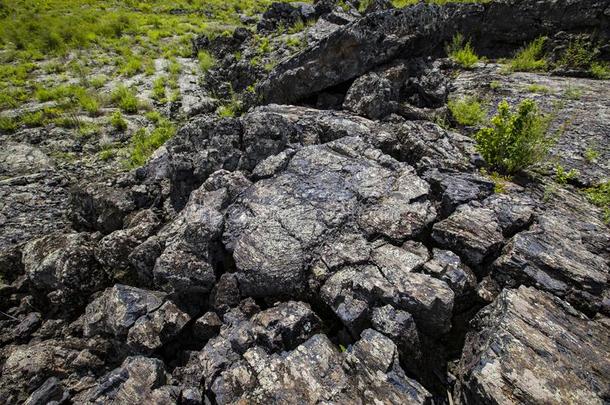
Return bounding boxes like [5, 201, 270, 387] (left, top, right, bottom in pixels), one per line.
[21, 232, 107, 309]
[223, 136, 437, 297]
[259, 0, 609, 104]
[1, 1, 609, 404]
[493, 213, 609, 314]
[456, 286, 610, 404]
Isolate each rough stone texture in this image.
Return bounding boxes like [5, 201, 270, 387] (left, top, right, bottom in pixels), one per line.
[493, 213, 609, 314]
[456, 286, 610, 404]
[259, 0, 609, 104]
[211, 331, 432, 404]
[223, 136, 436, 297]
[82, 284, 165, 338]
[432, 203, 505, 267]
[22, 232, 107, 309]
[73, 356, 173, 404]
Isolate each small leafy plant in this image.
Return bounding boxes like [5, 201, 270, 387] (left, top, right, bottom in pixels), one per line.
[446, 33, 479, 69]
[110, 110, 128, 131]
[448, 96, 486, 126]
[585, 181, 610, 223]
[474, 99, 555, 174]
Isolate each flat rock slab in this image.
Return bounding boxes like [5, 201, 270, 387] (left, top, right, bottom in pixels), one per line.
[451, 64, 610, 186]
[456, 286, 610, 404]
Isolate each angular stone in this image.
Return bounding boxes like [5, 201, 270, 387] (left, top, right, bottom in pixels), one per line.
[250, 301, 322, 352]
[432, 203, 504, 266]
[82, 284, 165, 338]
[22, 232, 106, 308]
[74, 356, 170, 404]
[127, 301, 191, 353]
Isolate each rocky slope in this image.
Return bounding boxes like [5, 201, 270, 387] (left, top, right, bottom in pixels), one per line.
[1, 0, 609, 404]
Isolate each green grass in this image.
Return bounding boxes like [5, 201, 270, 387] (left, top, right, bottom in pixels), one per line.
[590, 62, 610, 80]
[564, 85, 583, 100]
[198, 50, 216, 73]
[129, 119, 176, 167]
[475, 99, 555, 174]
[0, 115, 18, 132]
[554, 164, 578, 184]
[446, 33, 479, 69]
[110, 110, 128, 131]
[585, 181, 610, 223]
[111, 85, 139, 113]
[152, 76, 167, 102]
[584, 147, 599, 162]
[526, 84, 551, 94]
[448, 96, 486, 126]
[507, 37, 547, 72]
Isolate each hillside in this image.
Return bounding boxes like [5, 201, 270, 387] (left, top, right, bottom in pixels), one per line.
[0, 0, 609, 404]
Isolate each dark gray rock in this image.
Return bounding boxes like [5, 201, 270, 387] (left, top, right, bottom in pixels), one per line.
[223, 136, 436, 297]
[95, 209, 160, 274]
[0, 337, 110, 403]
[456, 286, 610, 404]
[73, 356, 172, 404]
[493, 214, 609, 314]
[371, 305, 422, 368]
[321, 262, 454, 336]
[209, 331, 431, 404]
[193, 311, 222, 342]
[424, 169, 495, 217]
[24, 377, 69, 405]
[127, 301, 191, 353]
[69, 183, 136, 234]
[22, 232, 107, 309]
[259, 0, 609, 104]
[82, 284, 165, 338]
[432, 203, 504, 267]
[423, 249, 477, 310]
[250, 301, 322, 352]
[257, 2, 316, 32]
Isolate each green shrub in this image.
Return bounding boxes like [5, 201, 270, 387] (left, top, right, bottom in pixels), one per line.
[198, 50, 216, 72]
[474, 99, 555, 174]
[508, 37, 547, 72]
[111, 85, 139, 113]
[557, 38, 598, 70]
[554, 164, 578, 184]
[448, 96, 486, 126]
[446, 33, 479, 69]
[110, 110, 128, 131]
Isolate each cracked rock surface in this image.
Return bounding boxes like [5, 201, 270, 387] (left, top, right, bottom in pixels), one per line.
[1, 1, 609, 404]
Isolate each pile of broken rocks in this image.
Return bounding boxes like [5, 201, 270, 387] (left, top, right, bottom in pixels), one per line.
[1, 0, 609, 404]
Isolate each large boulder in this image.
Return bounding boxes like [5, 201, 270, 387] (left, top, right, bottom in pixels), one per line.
[22, 232, 107, 309]
[208, 331, 432, 404]
[73, 356, 176, 404]
[456, 286, 610, 404]
[223, 136, 436, 297]
[82, 284, 191, 353]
